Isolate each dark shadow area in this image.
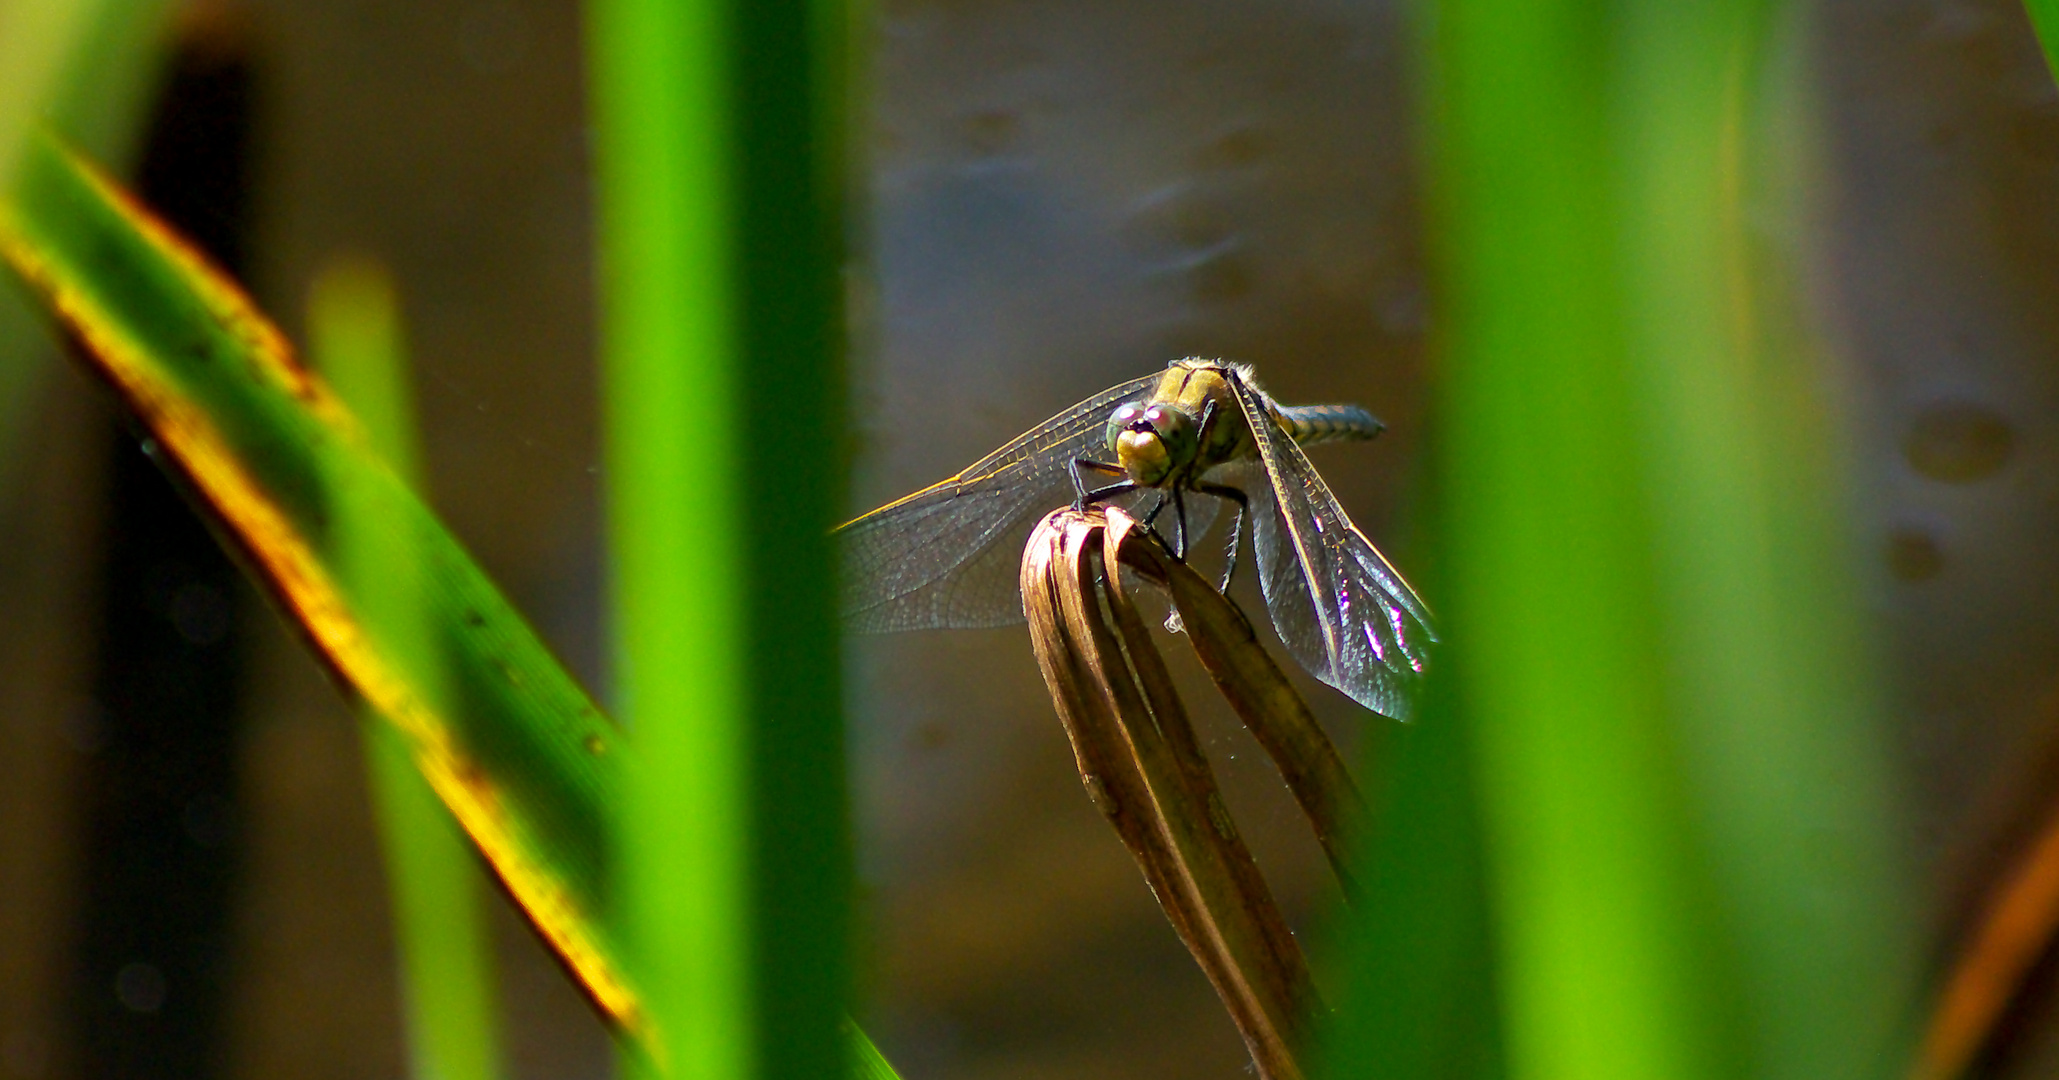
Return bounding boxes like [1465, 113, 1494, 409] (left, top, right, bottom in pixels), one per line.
[61, 26, 260, 1080]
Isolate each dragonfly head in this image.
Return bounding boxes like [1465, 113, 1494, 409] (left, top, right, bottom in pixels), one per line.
[1107, 401, 1198, 486]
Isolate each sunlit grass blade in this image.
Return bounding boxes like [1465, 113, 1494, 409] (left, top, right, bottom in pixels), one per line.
[0, 131, 650, 1052]
[1426, 11, 1735, 1074]
[842, 1019, 902, 1080]
[311, 256, 505, 1080]
[587, 0, 858, 1077]
[0, 0, 174, 481]
[1615, 7, 1915, 1077]
[1412, 1, 1913, 1078]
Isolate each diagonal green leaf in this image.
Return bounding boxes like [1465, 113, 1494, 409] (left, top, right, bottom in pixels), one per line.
[0, 128, 901, 1079]
[0, 130, 650, 1054]
[0, 0, 171, 187]
[842, 1019, 902, 1080]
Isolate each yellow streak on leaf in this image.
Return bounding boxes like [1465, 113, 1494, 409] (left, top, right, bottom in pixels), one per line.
[60, 148, 354, 429]
[0, 205, 648, 1045]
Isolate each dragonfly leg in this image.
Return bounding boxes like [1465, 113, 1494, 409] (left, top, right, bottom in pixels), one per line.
[1140, 491, 1169, 529]
[1150, 399, 1221, 563]
[1171, 486, 1189, 558]
[1136, 493, 1190, 562]
[1071, 458, 1130, 510]
[1198, 483, 1248, 593]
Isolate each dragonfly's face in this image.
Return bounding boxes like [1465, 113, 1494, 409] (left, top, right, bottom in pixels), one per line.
[1106, 400, 1199, 486]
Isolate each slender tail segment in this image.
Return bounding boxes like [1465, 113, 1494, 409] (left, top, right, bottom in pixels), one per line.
[1277, 403, 1384, 446]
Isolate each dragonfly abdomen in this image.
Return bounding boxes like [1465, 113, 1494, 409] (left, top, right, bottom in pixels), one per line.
[1277, 403, 1384, 446]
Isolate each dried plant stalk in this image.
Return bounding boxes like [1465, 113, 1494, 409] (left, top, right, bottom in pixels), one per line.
[1915, 782, 2059, 1080]
[1023, 505, 1364, 1080]
[1106, 514, 1370, 900]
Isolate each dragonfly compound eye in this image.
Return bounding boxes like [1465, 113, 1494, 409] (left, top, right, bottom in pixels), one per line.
[1105, 402, 1147, 453]
[1110, 402, 1198, 485]
[1143, 404, 1197, 456]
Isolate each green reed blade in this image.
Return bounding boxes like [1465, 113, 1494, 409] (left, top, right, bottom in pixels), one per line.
[1613, 8, 1914, 1077]
[1357, 2, 1919, 1078]
[842, 1018, 903, 1080]
[311, 256, 506, 1080]
[586, 0, 861, 1077]
[0, 0, 174, 482]
[1426, 11, 1729, 1075]
[0, 131, 649, 1051]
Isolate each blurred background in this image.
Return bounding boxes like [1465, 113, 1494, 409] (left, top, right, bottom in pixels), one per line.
[1, 0, 2057, 1078]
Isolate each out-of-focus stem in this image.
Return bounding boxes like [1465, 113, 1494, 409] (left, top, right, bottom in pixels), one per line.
[311, 256, 505, 1080]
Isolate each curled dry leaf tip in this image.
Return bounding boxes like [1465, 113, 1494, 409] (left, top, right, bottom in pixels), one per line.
[1019, 504, 1372, 1080]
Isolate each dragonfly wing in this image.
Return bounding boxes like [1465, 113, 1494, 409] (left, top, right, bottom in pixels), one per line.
[840, 373, 1162, 632]
[1229, 374, 1436, 719]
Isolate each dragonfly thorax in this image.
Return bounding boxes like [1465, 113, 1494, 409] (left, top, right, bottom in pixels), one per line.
[1107, 400, 1199, 486]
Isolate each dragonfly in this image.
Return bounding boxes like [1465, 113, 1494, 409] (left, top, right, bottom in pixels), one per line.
[840, 359, 1435, 720]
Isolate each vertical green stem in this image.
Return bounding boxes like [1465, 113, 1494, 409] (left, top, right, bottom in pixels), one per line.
[1614, 8, 1914, 1078]
[1429, 8, 1723, 1075]
[588, 0, 851, 1077]
[1416, 1, 1911, 1078]
[312, 258, 505, 1080]
[593, 1, 751, 1070]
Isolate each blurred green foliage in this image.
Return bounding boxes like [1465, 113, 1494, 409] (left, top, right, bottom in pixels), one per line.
[0, 0, 1955, 1077]
[0, 0, 174, 483]
[312, 257, 506, 1080]
[1, 127, 644, 1052]
[3, 122, 897, 1076]
[1326, 2, 1915, 1079]
[587, 0, 854, 1076]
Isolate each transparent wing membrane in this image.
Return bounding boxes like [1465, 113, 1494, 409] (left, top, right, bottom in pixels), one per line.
[839, 374, 1160, 631]
[1229, 373, 1436, 719]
